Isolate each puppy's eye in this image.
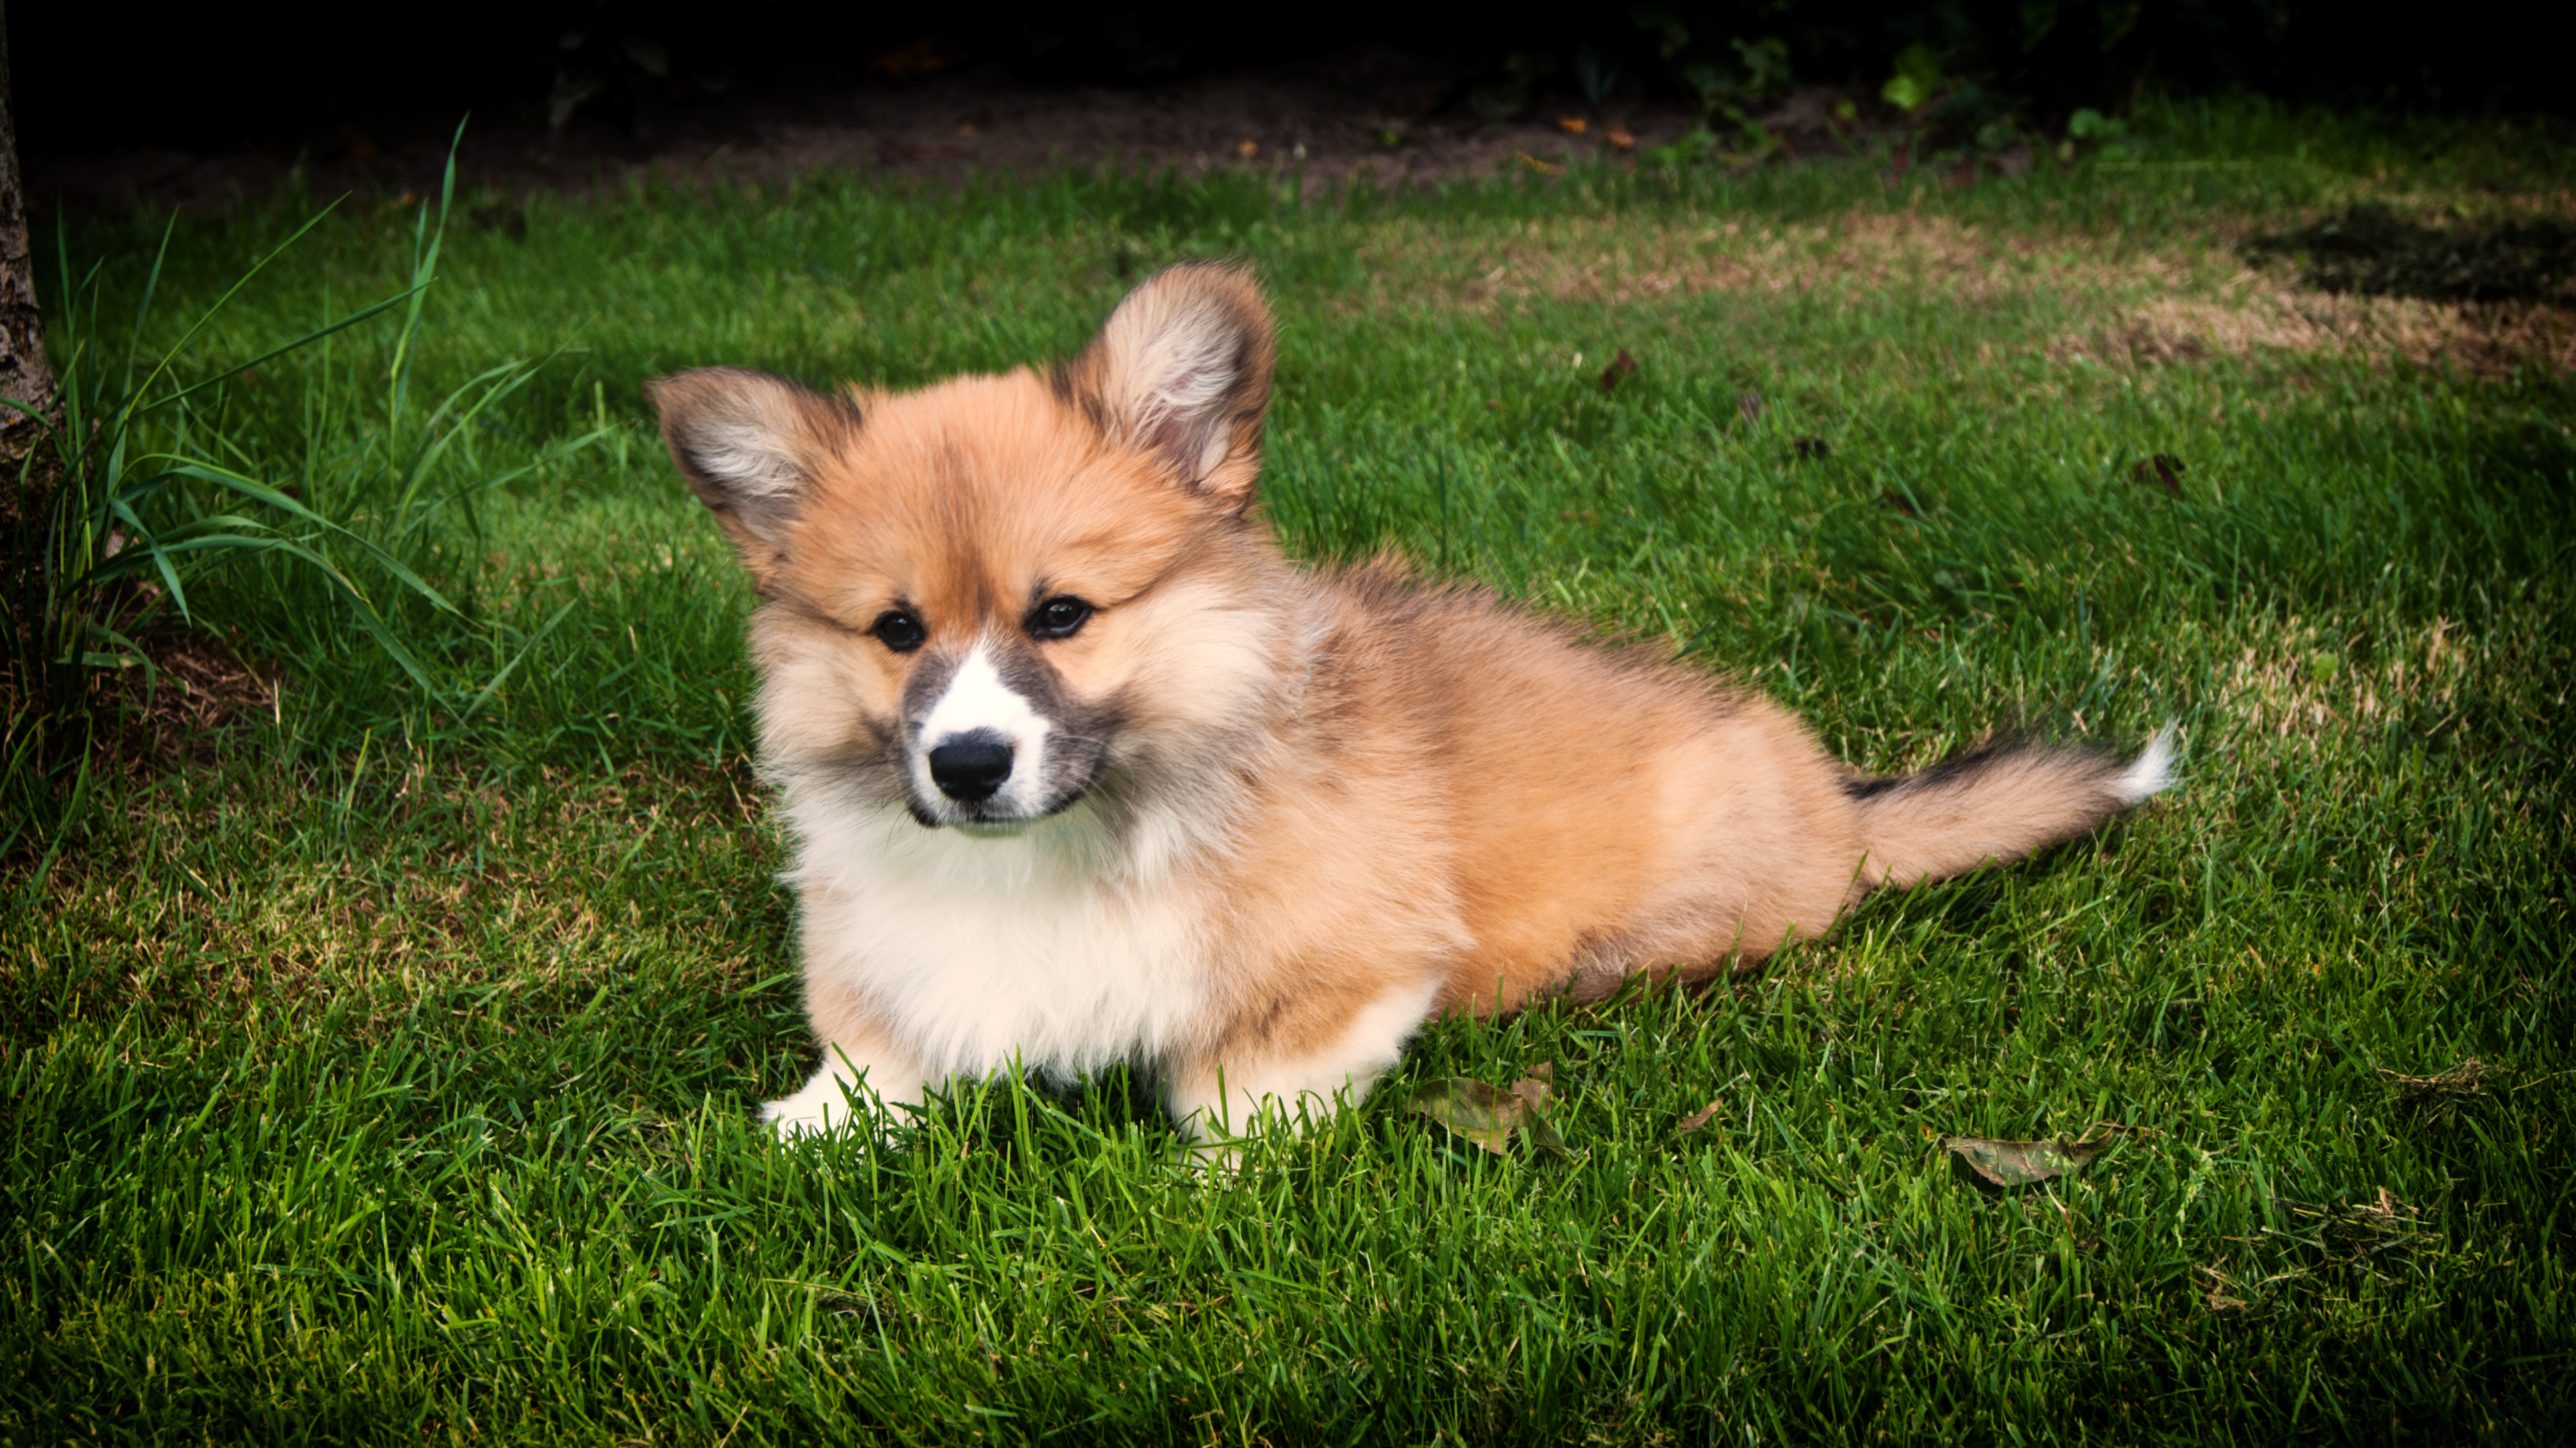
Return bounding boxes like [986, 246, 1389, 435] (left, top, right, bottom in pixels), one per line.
[1029, 596, 1093, 640]
[870, 610, 926, 653]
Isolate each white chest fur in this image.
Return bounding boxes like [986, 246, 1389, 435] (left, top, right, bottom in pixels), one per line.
[784, 793, 1214, 1079]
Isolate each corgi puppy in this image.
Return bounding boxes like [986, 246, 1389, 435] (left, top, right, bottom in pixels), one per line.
[649, 264, 2172, 1141]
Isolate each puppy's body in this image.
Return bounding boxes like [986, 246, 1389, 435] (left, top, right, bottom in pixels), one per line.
[652, 266, 2171, 1139]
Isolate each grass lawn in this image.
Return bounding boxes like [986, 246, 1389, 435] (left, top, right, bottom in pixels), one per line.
[7, 102, 2573, 1443]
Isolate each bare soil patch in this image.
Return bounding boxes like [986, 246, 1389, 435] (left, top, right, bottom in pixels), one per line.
[74, 626, 284, 772]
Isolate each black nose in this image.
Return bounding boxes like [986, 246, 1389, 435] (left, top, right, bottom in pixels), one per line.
[927, 735, 1013, 803]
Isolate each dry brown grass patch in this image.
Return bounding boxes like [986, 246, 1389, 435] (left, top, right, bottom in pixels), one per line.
[1367, 208, 2209, 313]
[2376, 1058, 2499, 1128]
[2219, 614, 2474, 751]
[2067, 283, 2576, 376]
[1361, 202, 2574, 379]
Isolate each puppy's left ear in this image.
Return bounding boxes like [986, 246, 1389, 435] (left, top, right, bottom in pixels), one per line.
[1056, 262, 1276, 509]
[646, 367, 858, 591]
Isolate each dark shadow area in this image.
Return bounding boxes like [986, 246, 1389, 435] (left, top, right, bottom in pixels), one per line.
[2243, 205, 2576, 303]
[17, 3, 2573, 221]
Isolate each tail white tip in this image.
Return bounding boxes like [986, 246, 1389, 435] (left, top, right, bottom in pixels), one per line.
[2114, 723, 2179, 805]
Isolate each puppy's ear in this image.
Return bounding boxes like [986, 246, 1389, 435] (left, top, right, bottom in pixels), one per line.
[645, 367, 857, 587]
[1055, 262, 1276, 508]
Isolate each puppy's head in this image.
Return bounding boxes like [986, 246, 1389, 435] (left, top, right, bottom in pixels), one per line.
[650, 263, 1284, 832]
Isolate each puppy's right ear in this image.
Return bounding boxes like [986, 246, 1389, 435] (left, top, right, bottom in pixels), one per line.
[646, 367, 857, 588]
[1053, 263, 1275, 510]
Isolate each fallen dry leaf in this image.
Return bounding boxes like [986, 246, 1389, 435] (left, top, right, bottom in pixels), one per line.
[1605, 125, 1636, 151]
[1940, 1123, 2133, 1188]
[1237, 139, 1259, 158]
[1408, 1075, 1567, 1156]
[1557, 116, 1588, 135]
[1517, 152, 1563, 176]
[1676, 1099, 1725, 1135]
[2132, 452, 2186, 497]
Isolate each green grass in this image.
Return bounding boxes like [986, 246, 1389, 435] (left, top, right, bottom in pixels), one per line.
[6, 99, 2573, 1443]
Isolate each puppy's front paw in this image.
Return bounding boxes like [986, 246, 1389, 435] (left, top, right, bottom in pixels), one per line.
[762, 1078, 903, 1143]
[760, 1093, 850, 1139]
[764, 1051, 928, 1143]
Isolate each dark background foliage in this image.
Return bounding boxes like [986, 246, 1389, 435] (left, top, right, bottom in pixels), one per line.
[16, 1, 2569, 164]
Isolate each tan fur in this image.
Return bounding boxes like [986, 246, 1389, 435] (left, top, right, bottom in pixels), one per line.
[651, 263, 2168, 1137]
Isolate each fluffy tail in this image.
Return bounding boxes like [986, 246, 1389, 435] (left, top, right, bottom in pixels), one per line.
[1848, 725, 2175, 890]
